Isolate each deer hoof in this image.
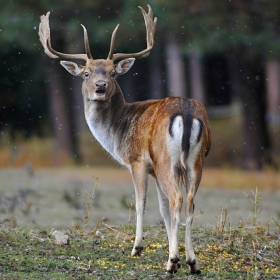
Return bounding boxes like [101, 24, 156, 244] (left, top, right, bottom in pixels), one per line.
[187, 259, 201, 274]
[167, 257, 180, 273]
[131, 246, 144, 257]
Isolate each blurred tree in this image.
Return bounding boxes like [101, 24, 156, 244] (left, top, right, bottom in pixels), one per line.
[165, 39, 187, 97]
[266, 60, 280, 125]
[189, 52, 205, 104]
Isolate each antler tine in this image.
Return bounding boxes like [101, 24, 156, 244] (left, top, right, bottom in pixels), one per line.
[107, 24, 120, 60]
[81, 24, 93, 59]
[110, 5, 157, 62]
[38, 12, 89, 61]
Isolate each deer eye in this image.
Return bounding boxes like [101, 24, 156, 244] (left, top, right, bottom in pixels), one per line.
[111, 71, 116, 78]
[84, 71, 89, 78]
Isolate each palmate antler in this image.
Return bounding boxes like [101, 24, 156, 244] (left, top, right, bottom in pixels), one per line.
[38, 12, 91, 61]
[38, 5, 157, 62]
[108, 5, 157, 62]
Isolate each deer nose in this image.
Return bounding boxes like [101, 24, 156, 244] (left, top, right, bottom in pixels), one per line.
[95, 81, 107, 90]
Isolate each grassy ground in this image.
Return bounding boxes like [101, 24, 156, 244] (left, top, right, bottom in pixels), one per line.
[0, 220, 279, 279]
[0, 167, 280, 279]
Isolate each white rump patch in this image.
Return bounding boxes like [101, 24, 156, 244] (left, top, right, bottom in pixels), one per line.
[187, 118, 202, 176]
[167, 116, 202, 173]
[190, 119, 201, 146]
[167, 115, 183, 166]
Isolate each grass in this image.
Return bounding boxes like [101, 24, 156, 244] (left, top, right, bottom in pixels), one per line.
[0, 169, 280, 279]
[0, 220, 279, 279]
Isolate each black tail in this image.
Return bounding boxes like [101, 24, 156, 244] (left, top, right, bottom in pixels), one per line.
[181, 112, 193, 160]
[169, 111, 204, 163]
[182, 113, 203, 164]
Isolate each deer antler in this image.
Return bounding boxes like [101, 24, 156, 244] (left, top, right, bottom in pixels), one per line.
[107, 5, 157, 62]
[38, 12, 91, 61]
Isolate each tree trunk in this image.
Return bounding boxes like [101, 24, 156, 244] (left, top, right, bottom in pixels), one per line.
[46, 60, 73, 163]
[265, 59, 280, 125]
[149, 48, 165, 99]
[71, 77, 87, 134]
[227, 52, 243, 101]
[44, 27, 82, 164]
[236, 52, 271, 170]
[67, 76, 83, 164]
[165, 39, 187, 97]
[189, 52, 205, 104]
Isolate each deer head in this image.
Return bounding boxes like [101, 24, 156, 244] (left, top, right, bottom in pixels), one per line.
[39, 5, 157, 101]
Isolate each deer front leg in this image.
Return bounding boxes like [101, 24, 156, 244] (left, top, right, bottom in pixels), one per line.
[130, 164, 148, 257]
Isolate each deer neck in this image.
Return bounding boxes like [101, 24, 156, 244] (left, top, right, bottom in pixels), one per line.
[83, 82, 127, 162]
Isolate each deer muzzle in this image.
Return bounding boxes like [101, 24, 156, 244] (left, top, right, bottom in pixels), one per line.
[95, 80, 107, 95]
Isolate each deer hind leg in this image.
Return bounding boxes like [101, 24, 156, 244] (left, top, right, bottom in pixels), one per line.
[156, 171, 183, 273]
[154, 177, 171, 245]
[130, 163, 148, 257]
[185, 187, 200, 274]
[182, 117, 204, 274]
[185, 162, 203, 274]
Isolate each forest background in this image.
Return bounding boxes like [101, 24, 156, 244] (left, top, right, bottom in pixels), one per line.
[1, 0, 280, 171]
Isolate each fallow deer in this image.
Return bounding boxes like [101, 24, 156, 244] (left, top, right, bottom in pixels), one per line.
[39, 5, 211, 274]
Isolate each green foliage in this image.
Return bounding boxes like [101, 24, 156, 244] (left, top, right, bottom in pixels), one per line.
[146, 0, 280, 55]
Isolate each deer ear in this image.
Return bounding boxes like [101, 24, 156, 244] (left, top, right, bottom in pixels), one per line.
[115, 58, 135, 75]
[60, 61, 84, 76]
